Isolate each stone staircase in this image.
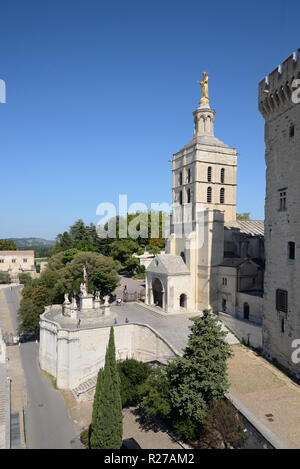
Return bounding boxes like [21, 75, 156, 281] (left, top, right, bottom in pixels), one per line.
[71, 374, 98, 401]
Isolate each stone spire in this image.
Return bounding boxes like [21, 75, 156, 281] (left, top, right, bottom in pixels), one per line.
[193, 107, 215, 138]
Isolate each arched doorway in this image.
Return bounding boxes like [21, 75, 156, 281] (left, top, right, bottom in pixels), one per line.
[180, 294, 187, 309]
[152, 278, 163, 308]
[244, 303, 250, 320]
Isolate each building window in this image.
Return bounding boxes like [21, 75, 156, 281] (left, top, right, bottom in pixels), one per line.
[187, 168, 191, 183]
[279, 191, 287, 211]
[207, 167, 212, 182]
[221, 168, 225, 183]
[281, 318, 285, 334]
[244, 303, 250, 320]
[12, 259, 16, 263]
[187, 188, 191, 203]
[289, 125, 295, 139]
[288, 242, 295, 260]
[180, 252, 186, 263]
[0, 259, 4, 263]
[179, 172, 182, 186]
[276, 289, 288, 313]
[23, 259, 27, 263]
[180, 294, 187, 309]
[220, 188, 225, 204]
[179, 190, 183, 205]
[222, 278, 227, 286]
[207, 187, 212, 203]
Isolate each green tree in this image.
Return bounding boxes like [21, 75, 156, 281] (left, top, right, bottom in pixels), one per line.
[41, 251, 120, 303]
[139, 366, 172, 420]
[0, 272, 10, 284]
[18, 273, 33, 286]
[52, 232, 73, 254]
[0, 239, 17, 250]
[18, 285, 51, 333]
[168, 311, 232, 426]
[236, 213, 251, 220]
[90, 327, 123, 449]
[18, 251, 120, 332]
[117, 358, 150, 407]
[90, 367, 104, 448]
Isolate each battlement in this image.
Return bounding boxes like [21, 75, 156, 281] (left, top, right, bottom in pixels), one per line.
[258, 49, 300, 118]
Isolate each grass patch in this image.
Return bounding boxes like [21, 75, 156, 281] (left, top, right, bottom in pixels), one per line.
[41, 369, 57, 389]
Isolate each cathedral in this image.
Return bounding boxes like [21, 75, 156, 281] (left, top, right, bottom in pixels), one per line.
[145, 73, 264, 325]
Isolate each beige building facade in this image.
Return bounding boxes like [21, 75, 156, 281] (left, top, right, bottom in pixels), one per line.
[0, 251, 35, 282]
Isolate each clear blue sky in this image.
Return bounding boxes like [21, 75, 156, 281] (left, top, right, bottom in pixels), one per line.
[0, 0, 299, 239]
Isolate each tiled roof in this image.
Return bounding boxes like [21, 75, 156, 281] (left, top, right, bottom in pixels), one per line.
[0, 251, 34, 256]
[220, 258, 245, 268]
[235, 220, 264, 236]
[147, 254, 190, 275]
[220, 257, 262, 268]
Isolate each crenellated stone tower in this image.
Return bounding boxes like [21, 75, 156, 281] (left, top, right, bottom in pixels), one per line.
[259, 49, 300, 375]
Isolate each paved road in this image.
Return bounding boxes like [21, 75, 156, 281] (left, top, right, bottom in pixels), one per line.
[22, 342, 80, 449]
[3, 286, 80, 449]
[2, 285, 22, 331]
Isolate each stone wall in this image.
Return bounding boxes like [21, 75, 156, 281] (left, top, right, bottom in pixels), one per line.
[218, 312, 262, 349]
[236, 292, 263, 325]
[0, 329, 6, 364]
[39, 312, 178, 390]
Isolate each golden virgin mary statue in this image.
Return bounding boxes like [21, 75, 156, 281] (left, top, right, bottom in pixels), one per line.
[197, 71, 210, 108]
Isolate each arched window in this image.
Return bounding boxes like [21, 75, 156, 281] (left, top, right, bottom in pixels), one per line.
[207, 166, 212, 182]
[290, 124, 295, 139]
[179, 172, 183, 186]
[179, 190, 183, 205]
[207, 187, 212, 203]
[187, 188, 191, 203]
[180, 294, 187, 309]
[221, 168, 225, 183]
[220, 188, 225, 204]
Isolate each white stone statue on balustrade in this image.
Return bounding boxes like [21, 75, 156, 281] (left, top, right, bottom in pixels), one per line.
[95, 291, 101, 301]
[80, 282, 86, 296]
[104, 295, 110, 307]
[64, 293, 71, 304]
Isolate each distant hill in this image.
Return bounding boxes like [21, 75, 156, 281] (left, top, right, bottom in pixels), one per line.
[8, 238, 56, 248]
[6, 238, 56, 258]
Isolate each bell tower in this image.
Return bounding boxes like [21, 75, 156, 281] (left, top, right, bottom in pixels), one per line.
[171, 73, 238, 231]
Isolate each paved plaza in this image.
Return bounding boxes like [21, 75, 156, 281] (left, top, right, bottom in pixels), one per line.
[228, 345, 300, 449]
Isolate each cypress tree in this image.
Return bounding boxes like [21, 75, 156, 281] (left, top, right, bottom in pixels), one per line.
[90, 327, 123, 449]
[90, 367, 104, 448]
